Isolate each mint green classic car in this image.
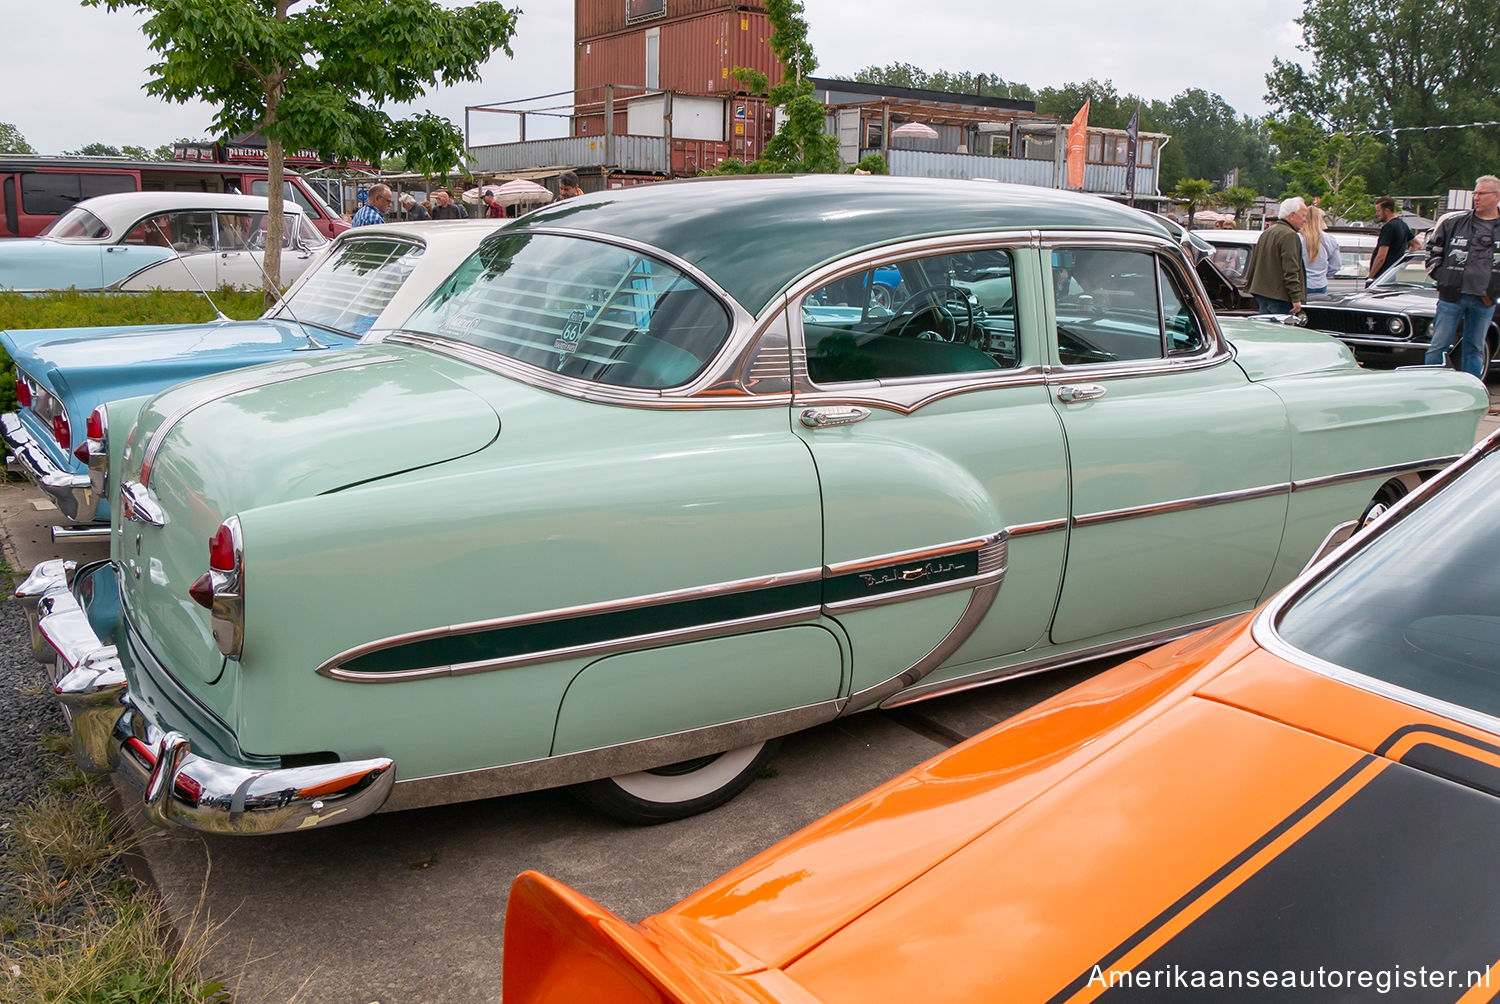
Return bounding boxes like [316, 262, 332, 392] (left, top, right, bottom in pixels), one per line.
[18, 176, 1488, 835]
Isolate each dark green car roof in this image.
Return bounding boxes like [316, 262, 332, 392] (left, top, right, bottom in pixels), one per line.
[511, 175, 1171, 315]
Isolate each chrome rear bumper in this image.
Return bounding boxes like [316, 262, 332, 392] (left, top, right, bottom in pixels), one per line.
[15, 559, 395, 835]
[1, 412, 98, 523]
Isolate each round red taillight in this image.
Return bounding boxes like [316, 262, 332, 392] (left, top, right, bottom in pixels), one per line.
[15, 379, 31, 408]
[52, 413, 71, 451]
[208, 524, 237, 572]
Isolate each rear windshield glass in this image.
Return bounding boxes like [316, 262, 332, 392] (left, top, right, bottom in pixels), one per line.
[1275, 451, 1500, 720]
[39, 207, 110, 240]
[272, 236, 424, 336]
[404, 232, 731, 390]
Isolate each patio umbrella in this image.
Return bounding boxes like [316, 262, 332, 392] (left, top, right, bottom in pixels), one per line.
[495, 179, 554, 204]
[462, 183, 504, 201]
[891, 121, 939, 140]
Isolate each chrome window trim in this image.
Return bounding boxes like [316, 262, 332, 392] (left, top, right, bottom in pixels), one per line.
[386, 226, 762, 407]
[1039, 232, 1230, 380]
[138, 354, 401, 481]
[1252, 434, 1500, 738]
[786, 232, 1047, 413]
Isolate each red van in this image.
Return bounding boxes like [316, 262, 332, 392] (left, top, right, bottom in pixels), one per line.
[0, 156, 349, 239]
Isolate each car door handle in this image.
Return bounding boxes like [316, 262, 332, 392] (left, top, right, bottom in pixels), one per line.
[1055, 384, 1107, 403]
[800, 406, 871, 429]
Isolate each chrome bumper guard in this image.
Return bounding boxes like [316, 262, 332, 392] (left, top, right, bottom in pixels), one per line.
[15, 559, 396, 835]
[1, 412, 99, 523]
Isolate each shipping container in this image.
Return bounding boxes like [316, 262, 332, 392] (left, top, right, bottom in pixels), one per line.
[576, 10, 782, 96]
[573, 95, 769, 166]
[576, 0, 760, 44]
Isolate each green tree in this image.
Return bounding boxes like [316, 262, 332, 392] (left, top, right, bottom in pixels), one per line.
[386, 111, 472, 185]
[850, 63, 1036, 102]
[1268, 113, 1380, 223]
[87, 0, 519, 298]
[1215, 185, 1259, 227]
[0, 123, 36, 154]
[120, 143, 175, 161]
[1265, 0, 1500, 194]
[1172, 178, 1215, 231]
[66, 142, 124, 157]
[1159, 89, 1278, 196]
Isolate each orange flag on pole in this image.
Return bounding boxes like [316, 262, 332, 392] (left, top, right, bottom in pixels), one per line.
[1066, 99, 1090, 189]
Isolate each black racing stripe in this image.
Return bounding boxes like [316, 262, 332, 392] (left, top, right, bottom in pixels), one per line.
[340, 580, 822, 674]
[823, 549, 981, 605]
[1091, 761, 1500, 1002]
[1400, 742, 1500, 799]
[1375, 723, 1500, 759]
[1043, 756, 1377, 1004]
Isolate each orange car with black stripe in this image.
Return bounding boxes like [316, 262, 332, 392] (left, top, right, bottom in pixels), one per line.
[505, 429, 1500, 1003]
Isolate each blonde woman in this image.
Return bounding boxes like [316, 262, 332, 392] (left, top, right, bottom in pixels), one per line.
[1301, 204, 1342, 298]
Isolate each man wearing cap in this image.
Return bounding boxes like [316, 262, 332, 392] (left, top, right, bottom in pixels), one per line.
[400, 193, 430, 221]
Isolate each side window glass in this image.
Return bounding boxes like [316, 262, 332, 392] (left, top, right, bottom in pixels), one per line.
[123, 214, 172, 247]
[802, 248, 1021, 383]
[165, 211, 216, 252]
[1160, 262, 1208, 356]
[1051, 248, 1164, 365]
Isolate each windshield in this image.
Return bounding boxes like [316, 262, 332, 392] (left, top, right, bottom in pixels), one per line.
[38, 207, 110, 241]
[404, 232, 731, 390]
[1275, 448, 1500, 720]
[1367, 254, 1432, 291]
[270, 235, 424, 336]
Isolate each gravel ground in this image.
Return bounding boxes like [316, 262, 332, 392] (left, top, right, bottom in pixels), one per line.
[0, 588, 131, 939]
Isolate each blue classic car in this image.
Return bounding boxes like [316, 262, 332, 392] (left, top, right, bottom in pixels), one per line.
[0, 191, 328, 292]
[17, 176, 1488, 836]
[2, 219, 506, 529]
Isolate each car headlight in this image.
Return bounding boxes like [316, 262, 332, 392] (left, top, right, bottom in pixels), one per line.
[1387, 316, 1405, 335]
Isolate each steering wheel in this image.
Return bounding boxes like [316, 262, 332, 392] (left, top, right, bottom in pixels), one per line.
[886, 285, 976, 342]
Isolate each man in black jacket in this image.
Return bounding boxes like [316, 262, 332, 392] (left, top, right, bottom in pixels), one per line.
[1424, 175, 1500, 379]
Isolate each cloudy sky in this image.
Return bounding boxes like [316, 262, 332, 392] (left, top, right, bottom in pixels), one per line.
[2, 0, 1307, 155]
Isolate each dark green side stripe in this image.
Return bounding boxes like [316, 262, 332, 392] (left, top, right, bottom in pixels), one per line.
[340, 580, 823, 675]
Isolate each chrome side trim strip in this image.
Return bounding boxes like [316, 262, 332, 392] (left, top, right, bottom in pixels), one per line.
[317, 566, 825, 680]
[1006, 518, 1069, 537]
[139, 354, 400, 480]
[841, 577, 1006, 715]
[824, 533, 1000, 576]
[321, 606, 822, 684]
[1073, 482, 1291, 528]
[1290, 455, 1460, 493]
[882, 614, 1234, 709]
[378, 700, 842, 813]
[823, 569, 1003, 614]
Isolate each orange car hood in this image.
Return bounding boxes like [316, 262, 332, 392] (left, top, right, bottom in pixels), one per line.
[652, 630, 1500, 1003]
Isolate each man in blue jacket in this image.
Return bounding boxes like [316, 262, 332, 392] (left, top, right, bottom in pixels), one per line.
[1424, 176, 1500, 379]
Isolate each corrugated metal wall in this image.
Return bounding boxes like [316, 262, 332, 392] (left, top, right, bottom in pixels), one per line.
[576, 10, 781, 96]
[472, 135, 670, 173]
[576, 0, 746, 42]
[876, 150, 1159, 195]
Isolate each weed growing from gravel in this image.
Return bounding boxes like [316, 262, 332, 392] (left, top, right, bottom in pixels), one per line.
[0, 734, 231, 1003]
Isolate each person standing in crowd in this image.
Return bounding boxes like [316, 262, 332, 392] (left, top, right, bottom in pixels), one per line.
[350, 183, 392, 227]
[1423, 175, 1500, 379]
[558, 171, 583, 200]
[1368, 196, 1419, 284]
[400, 193, 430, 222]
[431, 189, 468, 220]
[1300, 204, 1342, 298]
[1242, 196, 1308, 315]
[481, 191, 506, 219]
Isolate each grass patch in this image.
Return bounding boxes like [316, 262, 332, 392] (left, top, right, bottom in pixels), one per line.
[0, 734, 233, 1003]
[0, 289, 266, 412]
